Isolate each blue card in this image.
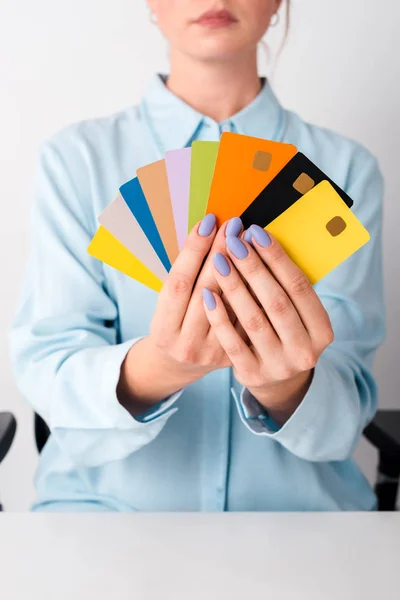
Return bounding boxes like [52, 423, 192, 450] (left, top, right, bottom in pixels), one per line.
[119, 177, 171, 272]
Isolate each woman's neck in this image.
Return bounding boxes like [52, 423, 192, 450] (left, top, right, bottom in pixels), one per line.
[166, 46, 261, 123]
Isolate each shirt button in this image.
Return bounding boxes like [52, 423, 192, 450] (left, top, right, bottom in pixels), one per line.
[220, 122, 231, 133]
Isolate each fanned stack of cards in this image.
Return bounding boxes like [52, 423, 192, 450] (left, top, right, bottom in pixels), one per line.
[88, 132, 370, 292]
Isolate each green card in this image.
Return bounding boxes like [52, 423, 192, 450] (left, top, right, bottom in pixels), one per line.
[188, 141, 219, 232]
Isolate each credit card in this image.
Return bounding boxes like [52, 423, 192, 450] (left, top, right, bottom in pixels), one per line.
[241, 152, 354, 230]
[188, 141, 219, 232]
[165, 147, 192, 251]
[265, 181, 369, 285]
[137, 159, 180, 265]
[119, 177, 171, 272]
[206, 132, 297, 226]
[87, 226, 164, 292]
[98, 193, 168, 283]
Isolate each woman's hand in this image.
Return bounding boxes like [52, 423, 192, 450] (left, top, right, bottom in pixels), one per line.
[118, 214, 241, 414]
[149, 213, 235, 374]
[202, 223, 335, 425]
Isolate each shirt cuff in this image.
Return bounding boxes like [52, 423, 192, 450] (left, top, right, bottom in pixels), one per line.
[134, 390, 184, 423]
[231, 367, 322, 441]
[50, 336, 185, 466]
[231, 352, 367, 462]
[231, 385, 281, 434]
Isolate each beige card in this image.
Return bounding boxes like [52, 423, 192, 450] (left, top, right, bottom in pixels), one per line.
[137, 160, 180, 265]
[98, 192, 168, 282]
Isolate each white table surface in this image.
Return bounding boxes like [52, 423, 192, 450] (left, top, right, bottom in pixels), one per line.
[0, 512, 399, 600]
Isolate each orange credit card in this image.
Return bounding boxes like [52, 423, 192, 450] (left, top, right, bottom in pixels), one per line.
[206, 132, 297, 226]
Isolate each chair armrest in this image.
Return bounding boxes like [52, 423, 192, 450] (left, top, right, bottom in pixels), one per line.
[35, 413, 51, 453]
[363, 410, 400, 460]
[0, 412, 17, 464]
[364, 410, 400, 510]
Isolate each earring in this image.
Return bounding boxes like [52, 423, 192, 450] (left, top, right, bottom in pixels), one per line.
[149, 11, 158, 24]
[270, 12, 280, 27]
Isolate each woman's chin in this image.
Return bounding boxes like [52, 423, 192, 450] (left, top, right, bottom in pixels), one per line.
[183, 38, 254, 62]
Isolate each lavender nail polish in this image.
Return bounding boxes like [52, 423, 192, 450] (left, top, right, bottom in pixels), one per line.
[250, 224, 271, 247]
[226, 235, 249, 259]
[225, 216, 242, 237]
[202, 288, 216, 310]
[198, 213, 216, 236]
[243, 229, 254, 247]
[213, 252, 231, 276]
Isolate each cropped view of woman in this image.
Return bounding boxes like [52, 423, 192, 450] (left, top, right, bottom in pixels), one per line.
[9, 0, 385, 512]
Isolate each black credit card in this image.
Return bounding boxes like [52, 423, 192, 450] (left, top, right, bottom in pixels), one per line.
[240, 152, 354, 230]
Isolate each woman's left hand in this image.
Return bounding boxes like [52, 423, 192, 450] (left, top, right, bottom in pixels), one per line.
[202, 224, 334, 426]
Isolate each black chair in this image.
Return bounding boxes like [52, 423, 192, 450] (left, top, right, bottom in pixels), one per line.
[34, 412, 50, 454]
[1, 410, 400, 510]
[363, 411, 400, 511]
[0, 412, 17, 511]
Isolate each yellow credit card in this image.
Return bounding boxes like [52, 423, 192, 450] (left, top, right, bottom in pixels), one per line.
[266, 181, 370, 285]
[87, 226, 163, 292]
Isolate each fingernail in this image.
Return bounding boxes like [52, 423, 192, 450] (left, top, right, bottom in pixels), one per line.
[212, 252, 231, 276]
[202, 288, 216, 310]
[225, 216, 242, 237]
[243, 228, 254, 247]
[226, 235, 248, 259]
[198, 213, 216, 236]
[250, 224, 271, 247]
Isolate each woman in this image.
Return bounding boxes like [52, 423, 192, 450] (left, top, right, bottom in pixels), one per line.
[10, 0, 385, 512]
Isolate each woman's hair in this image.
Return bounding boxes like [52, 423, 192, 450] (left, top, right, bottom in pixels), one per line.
[260, 0, 291, 68]
[285, 0, 291, 40]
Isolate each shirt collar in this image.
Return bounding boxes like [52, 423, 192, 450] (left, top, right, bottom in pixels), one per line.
[140, 73, 285, 152]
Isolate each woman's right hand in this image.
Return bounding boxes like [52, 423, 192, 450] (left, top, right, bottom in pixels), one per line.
[149, 213, 236, 376]
[117, 214, 240, 414]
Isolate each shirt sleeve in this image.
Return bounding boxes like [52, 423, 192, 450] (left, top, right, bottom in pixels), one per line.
[231, 150, 386, 462]
[8, 138, 183, 468]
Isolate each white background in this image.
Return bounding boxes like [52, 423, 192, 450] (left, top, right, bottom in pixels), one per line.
[0, 0, 398, 511]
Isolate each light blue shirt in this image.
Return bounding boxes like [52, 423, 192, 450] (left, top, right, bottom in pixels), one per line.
[9, 74, 385, 512]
